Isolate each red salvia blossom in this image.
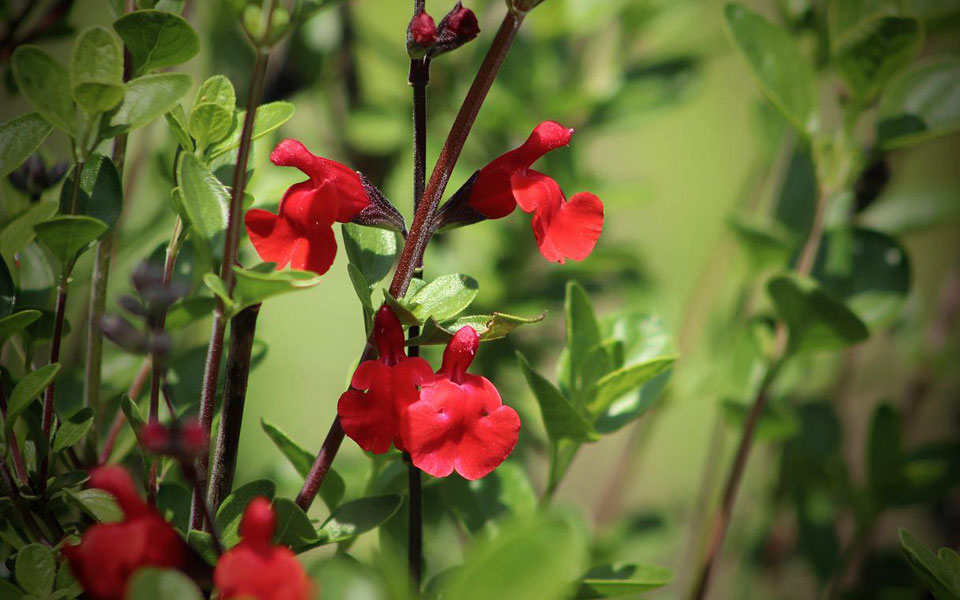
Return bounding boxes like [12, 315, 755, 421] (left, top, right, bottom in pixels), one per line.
[468, 121, 604, 263]
[403, 326, 520, 480]
[338, 305, 434, 453]
[63, 467, 190, 600]
[244, 139, 370, 275]
[214, 497, 312, 600]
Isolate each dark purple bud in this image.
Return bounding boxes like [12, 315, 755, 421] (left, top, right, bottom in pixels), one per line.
[131, 262, 165, 297]
[433, 2, 480, 56]
[407, 10, 437, 59]
[118, 295, 147, 317]
[100, 315, 149, 354]
[8, 154, 65, 200]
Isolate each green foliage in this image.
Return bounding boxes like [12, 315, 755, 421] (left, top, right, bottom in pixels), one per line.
[15, 544, 55, 599]
[11, 46, 75, 133]
[0, 310, 42, 345]
[126, 568, 203, 600]
[113, 10, 200, 74]
[70, 26, 125, 114]
[107, 73, 193, 135]
[405, 312, 545, 345]
[205, 265, 323, 319]
[900, 529, 960, 600]
[313, 494, 402, 545]
[575, 563, 674, 598]
[58, 154, 123, 230]
[260, 419, 345, 510]
[766, 274, 869, 355]
[52, 408, 94, 454]
[177, 151, 229, 243]
[215, 479, 276, 548]
[877, 57, 960, 148]
[0, 114, 53, 178]
[5, 364, 60, 438]
[34, 216, 109, 267]
[206, 102, 296, 159]
[189, 76, 236, 150]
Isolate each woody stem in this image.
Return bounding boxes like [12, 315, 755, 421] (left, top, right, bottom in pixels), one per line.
[295, 7, 527, 512]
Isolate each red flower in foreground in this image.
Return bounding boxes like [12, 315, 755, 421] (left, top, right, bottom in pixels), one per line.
[244, 139, 370, 275]
[468, 121, 604, 263]
[214, 497, 312, 600]
[64, 467, 189, 600]
[338, 305, 434, 453]
[402, 326, 520, 479]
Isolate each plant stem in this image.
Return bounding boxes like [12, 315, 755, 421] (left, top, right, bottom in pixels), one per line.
[206, 303, 261, 515]
[38, 270, 70, 492]
[404, 451, 423, 587]
[1, 463, 52, 546]
[294, 6, 527, 512]
[0, 386, 29, 483]
[191, 44, 272, 531]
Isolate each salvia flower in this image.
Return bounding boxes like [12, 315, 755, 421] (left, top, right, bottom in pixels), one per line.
[434, 2, 480, 55]
[338, 305, 434, 453]
[244, 140, 370, 276]
[467, 121, 604, 264]
[407, 9, 438, 58]
[64, 467, 190, 600]
[403, 326, 521, 480]
[213, 497, 312, 600]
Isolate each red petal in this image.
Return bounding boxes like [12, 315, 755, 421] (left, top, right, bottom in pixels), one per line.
[456, 404, 521, 480]
[215, 545, 311, 600]
[287, 226, 337, 276]
[279, 180, 338, 231]
[89, 467, 150, 518]
[509, 169, 561, 214]
[270, 139, 368, 223]
[338, 388, 396, 454]
[403, 387, 460, 478]
[245, 209, 297, 269]
[531, 191, 603, 263]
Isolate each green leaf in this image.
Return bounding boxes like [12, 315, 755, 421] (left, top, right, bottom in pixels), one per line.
[877, 57, 960, 149]
[382, 290, 420, 326]
[59, 153, 123, 230]
[121, 393, 145, 432]
[273, 497, 319, 549]
[186, 530, 218, 566]
[811, 227, 911, 329]
[34, 215, 109, 265]
[832, 16, 923, 102]
[11, 46, 75, 133]
[440, 516, 588, 600]
[0, 201, 58, 264]
[260, 419, 345, 510]
[126, 568, 203, 600]
[341, 222, 397, 289]
[208, 102, 297, 159]
[165, 103, 193, 150]
[728, 214, 795, 271]
[406, 312, 545, 345]
[563, 281, 603, 392]
[767, 274, 869, 355]
[113, 10, 200, 74]
[52, 407, 94, 454]
[517, 352, 598, 443]
[867, 402, 902, 505]
[900, 528, 960, 600]
[406, 273, 479, 323]
[107, 73, 193, 135]
[576, 563, 674, 599]
[0, 310, 42, 346]
[189, 79, 235, 150]
[164, 296, 215, 331]
[178, 152, 229, 243]
[70, 26, 125, 113]
[586, 357, 676, 417]
[0, 114, 54, 178]
[15, 543, 55, 598]
[63, 488, 123, 523]
[227, 265, 323, 317]
[215, 479, 276, 548]
[0, 580, 24, 600]
[724, 3, 819, 134]
[313, 494, 402, 545]
[721, 398, 800, 441]
[5, 364, 60, 438]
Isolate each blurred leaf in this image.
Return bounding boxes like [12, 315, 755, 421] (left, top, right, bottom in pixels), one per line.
[831, 9, 923, 102]
[405, 312, 545, 345]
[63, 488, 123, 523]
[273, 497, 319, 549]
[575, 563, 673, 598]
[52, 407, 93, 454]
[0, 581, 23, 600]
[811, 228, 911, 329]
[260, 418, 345, 510]
[407, 273, 479, 323]
[900, 528, 960, 600]
[70, 26, 125, 113]
[344, 109, 407, 154]
[164, 296, 215, 331]
[121, 393, 145, 432]
[312, 494, 402, 545]
[586, 357, 675, 418]
[564, 281, 602, 394]
[0, 259, 12, 317]
[517, 352, 598, 443]
[215, 479, 276, 548]
[0, 310, 42, 346]
[440, 515, 587, 600]
[341, 223, 397, 290]
[157, 482, 191, 532]
[178, 152, 228, 243]
[126, 568, 203, 600]
[59, 153, 123, 230]
[767, 274, 869, 355]
[0, 114, 53, 178]
[440, 462, 536, 534]
[108, 73, 193, 135]
[34, 215, 109, 266]
[775, 146, 817, 236]
[11, 46, 75, 133]
[15, 544, 54, 598]
[1, 201, 58, 263]
[208, 102, 297, 159]
[5, 364, 60, 438]
[721, 397, 799, 441]
[186, 530, 218, 566]
[728, 214, 795, 270]
[878, 58, 960, 148]
[724, 3, 819, 135]
[113, 10, 200, 74]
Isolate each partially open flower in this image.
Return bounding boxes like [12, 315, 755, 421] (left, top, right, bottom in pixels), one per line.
[433, 2, 480, 55]
[407, 9, 438, 58]
[467, 121, 604, 264]
[214, 497, 312, 600]
[63, 467, 191, 600]
[402, 326, 520, 480]
[338, 306, 434, 453]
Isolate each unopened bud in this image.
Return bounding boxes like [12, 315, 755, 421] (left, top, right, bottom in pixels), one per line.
[99, 315, 149, 354]
[8, 154, 67, 200]
[140, 420, 171, 453]
[407, 10, 437, 59]
[433, 2, 479, 56]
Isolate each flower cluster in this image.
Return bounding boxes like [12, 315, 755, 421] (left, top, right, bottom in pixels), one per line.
[338, 306, 520, 480]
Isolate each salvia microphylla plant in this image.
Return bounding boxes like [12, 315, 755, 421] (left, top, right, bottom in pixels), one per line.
[2, 0, 960, 599]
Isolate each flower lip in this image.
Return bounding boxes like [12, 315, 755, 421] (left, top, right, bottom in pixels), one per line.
[439, 326, 479, 384]
[374, 305, 407, 366]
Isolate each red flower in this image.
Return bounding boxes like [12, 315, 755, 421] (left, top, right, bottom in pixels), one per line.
[244, 139, 370, 275]
[338, 305, 434, 453]
[402, 326, 520, 480]
[214, 497, 312, 600]
[408, 10, 438, 48]
[63, 467, 189, 600]
[468, 121, 604, 263]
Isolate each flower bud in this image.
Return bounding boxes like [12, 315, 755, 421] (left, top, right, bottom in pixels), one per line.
[100, 314, 149, 354]
[407, 10, 437, 59]
[433, 2, 480, 56]
[8, 154, 67, 200]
